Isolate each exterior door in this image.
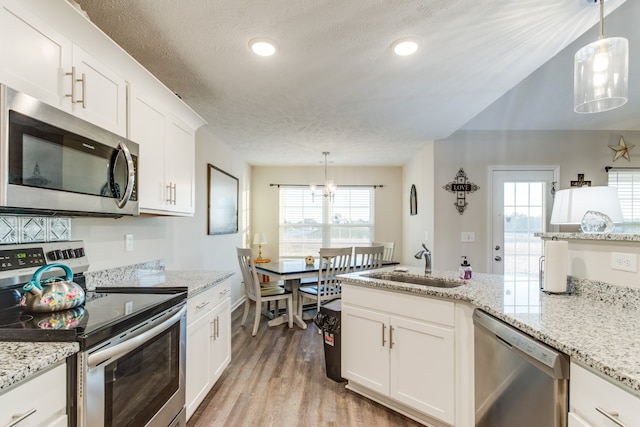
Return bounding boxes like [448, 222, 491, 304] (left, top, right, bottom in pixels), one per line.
[490, 168, 558, 276]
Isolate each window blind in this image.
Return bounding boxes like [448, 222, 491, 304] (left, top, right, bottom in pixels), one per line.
[279, 186, 374, 257]
[607, 169, 640, 223]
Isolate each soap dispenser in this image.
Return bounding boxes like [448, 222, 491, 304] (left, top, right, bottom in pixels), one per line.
[459, 256, 472, 279]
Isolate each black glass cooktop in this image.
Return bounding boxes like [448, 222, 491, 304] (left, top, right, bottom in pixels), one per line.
[0, 288, 186, 350]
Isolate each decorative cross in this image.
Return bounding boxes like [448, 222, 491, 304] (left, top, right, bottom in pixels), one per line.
[570, 174, 591, 187]
[443, 168, 479, 215]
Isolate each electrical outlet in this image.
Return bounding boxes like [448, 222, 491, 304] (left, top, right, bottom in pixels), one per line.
[461, 232, 475, 242]
[125, 234, 134, 252]
[611, 252, 637, 272]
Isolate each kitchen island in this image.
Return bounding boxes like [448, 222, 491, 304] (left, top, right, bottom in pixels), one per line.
[339, 266, 640, 394]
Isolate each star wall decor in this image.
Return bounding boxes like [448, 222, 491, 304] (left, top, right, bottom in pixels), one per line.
[609, 136, 635, 162]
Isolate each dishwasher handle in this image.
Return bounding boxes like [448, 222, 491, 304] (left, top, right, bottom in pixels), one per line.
[473, 309, 569, 380]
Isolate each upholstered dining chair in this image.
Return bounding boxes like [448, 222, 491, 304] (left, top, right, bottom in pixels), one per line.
[298, 247, 352, 324]
[353, 245, 384, 271]
[372, 241, 395, 262]
[237, 248, 293, 336]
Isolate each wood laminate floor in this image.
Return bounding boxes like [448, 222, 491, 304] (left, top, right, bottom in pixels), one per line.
[187, 305, 424, 427]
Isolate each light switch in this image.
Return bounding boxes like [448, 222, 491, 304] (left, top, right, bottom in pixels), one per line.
[461, 232, 475, 242]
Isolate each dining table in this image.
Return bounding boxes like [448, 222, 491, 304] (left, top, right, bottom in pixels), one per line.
[255, 258, 399, 329]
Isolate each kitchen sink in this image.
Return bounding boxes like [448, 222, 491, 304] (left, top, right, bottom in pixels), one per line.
[362, 272, 465, 288]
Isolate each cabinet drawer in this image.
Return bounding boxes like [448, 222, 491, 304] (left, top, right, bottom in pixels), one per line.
[570, 362, 640, 427]
[187, 281, 231, 325]
[342, 284, 454, 326]
[0, 363, 66, 427]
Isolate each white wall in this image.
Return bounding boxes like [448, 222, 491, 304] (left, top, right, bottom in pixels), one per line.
[433, 129, 640, 273]
[402, 142, 435, 267]
[72, 127, 249, 307]
[250, 165, 403, 260]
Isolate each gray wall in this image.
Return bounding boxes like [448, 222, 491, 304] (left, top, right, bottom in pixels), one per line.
[432, 129, 640, 273]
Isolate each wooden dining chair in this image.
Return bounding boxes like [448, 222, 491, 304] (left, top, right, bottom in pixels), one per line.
[372, 241, 395, 262]
[298, 247, 352, 322]
[237, 248, 293, 336]
[353, 245, 384, 271]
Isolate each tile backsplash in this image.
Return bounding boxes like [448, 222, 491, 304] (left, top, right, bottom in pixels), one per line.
[0, 216, 71, 244]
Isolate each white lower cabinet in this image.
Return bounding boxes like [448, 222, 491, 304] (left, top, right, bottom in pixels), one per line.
[0, 362, 67, 427]
[186, 281, 232, 420]
[569, 362, 640, 427]
[342, 285, 464, 426]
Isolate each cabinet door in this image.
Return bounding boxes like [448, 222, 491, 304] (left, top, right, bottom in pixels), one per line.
[166, 116, 196, 215]
[185, 309, 214, 420]
[342, 304, 390, 395]
[0, 0, 71, 109]
[390, 316, 455, 425]
[71, 44, 127, 136]
[211, 298, 231, 383]
[130, 90, 168, 212]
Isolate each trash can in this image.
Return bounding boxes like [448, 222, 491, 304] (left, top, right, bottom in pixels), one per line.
[313, 299, 345, 382]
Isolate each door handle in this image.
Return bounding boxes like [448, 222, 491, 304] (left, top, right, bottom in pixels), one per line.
[495, 245, 500, 250]
[495, 256, 502, 262]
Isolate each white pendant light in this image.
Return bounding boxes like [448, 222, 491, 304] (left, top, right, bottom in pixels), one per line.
[574, 0, 628, 113]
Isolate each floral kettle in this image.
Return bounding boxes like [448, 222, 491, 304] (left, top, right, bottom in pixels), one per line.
[21, 263, 85, 313]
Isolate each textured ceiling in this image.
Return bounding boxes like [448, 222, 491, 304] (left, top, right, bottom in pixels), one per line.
[72, 0, 628, 166]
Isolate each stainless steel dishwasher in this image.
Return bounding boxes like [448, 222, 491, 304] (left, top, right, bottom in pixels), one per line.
[474, 309, 570, 427]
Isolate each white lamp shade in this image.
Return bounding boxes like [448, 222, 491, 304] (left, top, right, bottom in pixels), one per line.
[574, 36, 629, 113]
[253, 233, 267, 245]
[550, 186, 623, 225]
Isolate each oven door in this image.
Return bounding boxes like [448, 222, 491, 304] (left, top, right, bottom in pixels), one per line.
[78, 304, 186, 427]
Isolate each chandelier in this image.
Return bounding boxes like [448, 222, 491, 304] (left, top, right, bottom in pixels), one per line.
[310, 152, 336, 202]
[574, 0, 628, 113]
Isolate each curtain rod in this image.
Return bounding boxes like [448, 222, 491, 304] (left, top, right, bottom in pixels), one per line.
[269, 184, 384, 189]
[605, 166, 640, 172]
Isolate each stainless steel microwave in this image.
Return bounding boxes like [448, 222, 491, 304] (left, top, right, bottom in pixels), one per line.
[0, 85, 139, 217]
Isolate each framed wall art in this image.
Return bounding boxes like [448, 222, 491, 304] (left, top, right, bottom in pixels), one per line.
[207, 164, 238, 235]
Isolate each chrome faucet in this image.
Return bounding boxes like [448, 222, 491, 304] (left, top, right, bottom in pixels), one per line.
[414, 243, 432, 275]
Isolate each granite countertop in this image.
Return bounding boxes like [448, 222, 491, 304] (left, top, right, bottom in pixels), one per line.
[0, 341, 79, 392]
[0, 268, 234, 393]
[339, 266, 640, 397]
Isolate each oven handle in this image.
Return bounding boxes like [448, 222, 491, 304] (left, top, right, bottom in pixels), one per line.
[87, 305, 185, 368]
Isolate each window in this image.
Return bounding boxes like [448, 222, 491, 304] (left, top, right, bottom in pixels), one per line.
[279, 186, 374, 257]
[608, 168, 640, 223]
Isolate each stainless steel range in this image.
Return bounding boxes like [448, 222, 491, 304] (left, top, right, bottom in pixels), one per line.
[0, 241, 187, 427]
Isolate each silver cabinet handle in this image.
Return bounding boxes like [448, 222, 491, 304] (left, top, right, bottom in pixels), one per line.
[79, 72, 86, 108]
[7, 408, 37, 426]
[216, 316, 220, 338]
[219, 289, 230, 297]
[390, 325, 395, 350]
[65, 66, 86, 107]
[210, 319, 216, 338]
[172, 183, 177, 204]
[196, 301, 210, 310]
[595, 407, 630, 427]
[381, 323, 386, 347]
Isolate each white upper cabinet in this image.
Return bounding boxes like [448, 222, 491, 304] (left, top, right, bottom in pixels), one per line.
[70, 44, 127, 136]
[0, 0, 71, 109]
[130, 85, 197, 216]
[0, 0, 128, 136]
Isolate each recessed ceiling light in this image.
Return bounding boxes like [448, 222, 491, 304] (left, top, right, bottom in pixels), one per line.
[391, 39, 418, 56]
[249, 38, 278, 56]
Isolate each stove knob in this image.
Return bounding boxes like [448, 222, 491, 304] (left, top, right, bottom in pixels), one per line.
[47, 250, 59, 261]
[65, 249, 76, 259]
[75, 248, 85, 258]
[56, 249, 65, 260]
